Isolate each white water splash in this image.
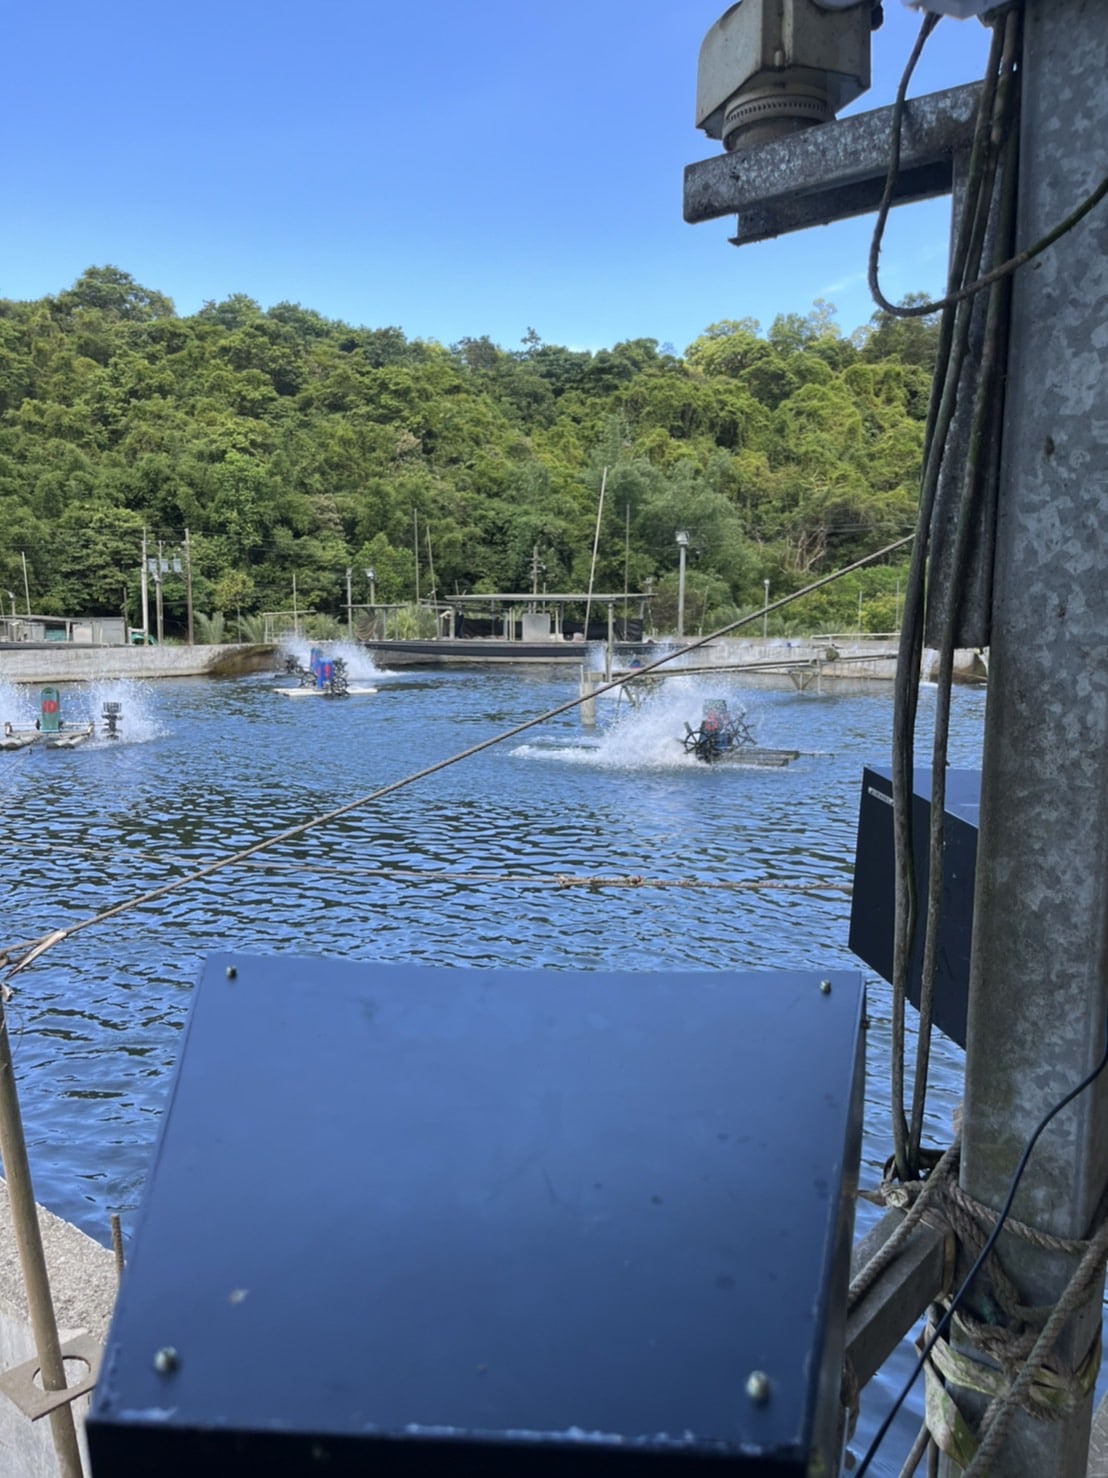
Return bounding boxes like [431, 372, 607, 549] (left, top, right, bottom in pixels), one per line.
[83, 679, 166, 746]
[0, 679, 37, 728]
[0, 678, 165, 748]
[512, 675, 774, 771]
[277, 636, 386, 681]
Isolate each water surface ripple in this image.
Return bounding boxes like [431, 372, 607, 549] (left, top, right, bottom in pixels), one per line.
[2, 664, 991, 1472]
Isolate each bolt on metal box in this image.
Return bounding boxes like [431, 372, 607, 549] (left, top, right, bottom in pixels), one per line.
[88, 954, 865, 1476]
[849, 765, 980, 1048]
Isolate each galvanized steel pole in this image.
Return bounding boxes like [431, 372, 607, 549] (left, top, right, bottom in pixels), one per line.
[949, 4, 1108, 1474]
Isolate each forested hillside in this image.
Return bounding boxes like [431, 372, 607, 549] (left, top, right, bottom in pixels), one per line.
[0, 266, 938, 639]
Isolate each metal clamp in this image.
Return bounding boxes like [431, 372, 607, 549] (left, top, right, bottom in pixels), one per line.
[0, 1331, 103, 1420]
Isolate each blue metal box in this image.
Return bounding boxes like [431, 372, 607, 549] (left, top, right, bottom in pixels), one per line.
[849, 765, 980, 1047]
[88, 955, 865, 1476]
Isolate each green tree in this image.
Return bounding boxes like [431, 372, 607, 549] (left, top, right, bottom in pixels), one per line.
[55, 266, 176, 323]
[0, 270, 932, 630]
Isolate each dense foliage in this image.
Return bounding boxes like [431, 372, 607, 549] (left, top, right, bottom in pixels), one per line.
[0, 266, 939, 638]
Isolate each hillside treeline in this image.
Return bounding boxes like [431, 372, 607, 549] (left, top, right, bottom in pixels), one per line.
[0, 266, 939, 638]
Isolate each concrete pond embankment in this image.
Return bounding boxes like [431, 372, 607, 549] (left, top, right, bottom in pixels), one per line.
[0, 636, 989, 695]
[0, 1180, 116, 1477]
[665, 636, 988, 690]
[0, 642, 277, 686]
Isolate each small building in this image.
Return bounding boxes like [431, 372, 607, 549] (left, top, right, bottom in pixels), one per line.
[0, 614, 128, 645]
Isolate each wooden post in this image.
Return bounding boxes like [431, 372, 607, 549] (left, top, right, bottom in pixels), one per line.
[847, 1209, 951, 1392]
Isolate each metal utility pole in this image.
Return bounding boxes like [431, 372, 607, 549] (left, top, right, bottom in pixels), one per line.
[684, 5, 1108, 1475]
[154, 541, 165, 645]
[676, 530, 689, 638]
[140, 528, 149, 644]
[583, 467, 608, 645]
[425, 526, 437, 605]
[346, 566, 353, 638]
[950, 8, 1108, 1474]
[20, 551, 30, 615]
[184, 528, 194, 646]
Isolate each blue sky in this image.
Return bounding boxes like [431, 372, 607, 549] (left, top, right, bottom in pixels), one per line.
[2, 2, 989, 353]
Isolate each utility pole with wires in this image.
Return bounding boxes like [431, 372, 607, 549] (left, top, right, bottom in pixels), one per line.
[686, 4, 1108, 1476]
[184, 528, 194, 645]
[140, 528, 150, 644]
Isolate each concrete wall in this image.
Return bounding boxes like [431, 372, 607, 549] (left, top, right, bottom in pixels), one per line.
[688, 637, 988, 686]
[0, 1182, 117, 1478]
[0, 643, 275, 685]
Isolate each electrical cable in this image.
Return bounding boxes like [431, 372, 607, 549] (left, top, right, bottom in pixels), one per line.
[906, 5, 1021, 1175]
[870, 3, 1107, 324]
[885, 11, 1007, 1182]
[854, 1006, 1108, 1477]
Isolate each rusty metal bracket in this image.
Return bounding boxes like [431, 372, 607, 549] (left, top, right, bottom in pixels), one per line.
[684, 81, 982, 242]
[0, 1331, 102, 1420]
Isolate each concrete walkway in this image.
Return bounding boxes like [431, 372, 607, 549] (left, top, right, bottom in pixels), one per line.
[0, 1180, 117, 1477]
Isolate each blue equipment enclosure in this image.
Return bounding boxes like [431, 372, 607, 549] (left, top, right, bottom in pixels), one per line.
[89, 955, 865, 1477]
[849, 765, 980, 1048]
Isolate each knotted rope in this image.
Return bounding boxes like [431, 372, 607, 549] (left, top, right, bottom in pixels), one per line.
[852, 1139, 1108, 1475]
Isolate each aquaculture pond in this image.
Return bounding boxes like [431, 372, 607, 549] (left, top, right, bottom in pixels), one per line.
[0, 649, 988, 1472]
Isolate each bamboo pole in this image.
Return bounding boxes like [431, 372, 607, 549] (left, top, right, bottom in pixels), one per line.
[0, 1002, 84, 1477]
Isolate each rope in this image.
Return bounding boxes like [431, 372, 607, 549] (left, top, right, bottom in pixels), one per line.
[962, 1217, 1108, 1475]
[0, 868, 851, 969]
[945, 1181, 1089, 1260]
[207, 859, 854, 894]
[859, 1143, 1108, 1475]
[849, 1138, 962, 1310]
[0, 535, 911, 983]
[850, 1139, 1108, 1474]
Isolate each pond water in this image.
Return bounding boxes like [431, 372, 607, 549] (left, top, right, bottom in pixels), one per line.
[0, 647, 988, 1472]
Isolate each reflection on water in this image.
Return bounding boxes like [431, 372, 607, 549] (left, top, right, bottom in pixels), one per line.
[0, 664, 988, 1472]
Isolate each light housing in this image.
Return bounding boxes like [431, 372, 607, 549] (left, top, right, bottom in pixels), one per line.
[696, 0, 874, 153]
